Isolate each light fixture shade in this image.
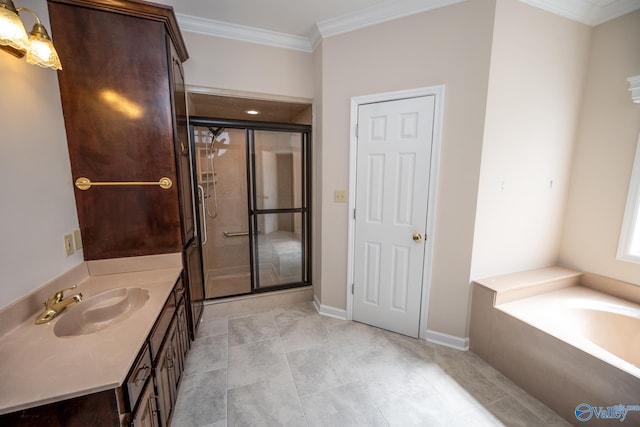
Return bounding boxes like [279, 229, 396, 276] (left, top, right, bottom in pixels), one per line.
[0, 3, 29, 58]
[25, 23, 61, 70]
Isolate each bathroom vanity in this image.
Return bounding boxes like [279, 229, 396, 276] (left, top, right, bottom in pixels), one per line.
[0, 1, 204, 425]
[0, 255, 190, 426]
[46, 0, 204, 342]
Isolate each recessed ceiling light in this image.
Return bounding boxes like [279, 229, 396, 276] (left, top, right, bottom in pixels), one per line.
[245, 109, 260, 115]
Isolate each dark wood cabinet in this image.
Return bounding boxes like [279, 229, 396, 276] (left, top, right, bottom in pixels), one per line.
[48, 0, 191, 260]
[0, 390, 121, 426]
[47, 0, 204, 342]
[170, 42, 196, 245]
[129, 381, 158, 427]
[143, 279, 190, 427]
[149, 283, 189, 427]
[183, 238, 204, 339]
[154, 317, 177, 427]
[176, 298, 190, 372]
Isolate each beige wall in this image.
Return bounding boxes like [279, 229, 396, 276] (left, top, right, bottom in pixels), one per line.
[4, 0, 638, 342]
[0, 1, 83, 310]
[317, 0, 496, 338]
[312, 45, 324, 302]
[471, 0, 592, 280]
[182, 32, 313, 99]
[560, 10, 640, 285]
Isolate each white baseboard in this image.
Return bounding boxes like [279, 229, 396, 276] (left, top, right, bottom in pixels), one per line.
[313, 295, 467, 351]
[313, 295, 348, 320]
[424, 329, 469, 351]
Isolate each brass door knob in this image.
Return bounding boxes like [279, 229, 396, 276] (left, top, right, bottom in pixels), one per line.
[412, 233, 422, 242]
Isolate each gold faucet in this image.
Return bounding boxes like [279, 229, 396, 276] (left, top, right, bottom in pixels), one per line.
[35, 285, 83, 325]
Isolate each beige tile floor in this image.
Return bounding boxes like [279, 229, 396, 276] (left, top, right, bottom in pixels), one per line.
[171, 301, 572, 427]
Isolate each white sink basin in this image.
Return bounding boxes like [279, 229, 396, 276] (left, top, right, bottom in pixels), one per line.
[54, 287, 149, 337]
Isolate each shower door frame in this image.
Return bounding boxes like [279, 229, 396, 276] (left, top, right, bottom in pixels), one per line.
[189, 117, 312, 298]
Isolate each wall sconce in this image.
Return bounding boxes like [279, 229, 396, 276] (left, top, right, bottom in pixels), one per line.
[0, 0, 61, 70]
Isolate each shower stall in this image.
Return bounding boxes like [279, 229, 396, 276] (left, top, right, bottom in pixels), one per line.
[190, 118, 311, 299]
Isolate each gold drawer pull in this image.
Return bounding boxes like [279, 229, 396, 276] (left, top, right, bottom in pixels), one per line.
[75, 177, 173, 191]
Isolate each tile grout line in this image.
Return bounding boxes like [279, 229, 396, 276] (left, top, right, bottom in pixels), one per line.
[279, 333, 312, 426]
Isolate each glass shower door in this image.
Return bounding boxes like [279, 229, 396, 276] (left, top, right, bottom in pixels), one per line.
[191, 119, 311, 299]
[192, 126, 252, 298]
[250, 129, 310, 289]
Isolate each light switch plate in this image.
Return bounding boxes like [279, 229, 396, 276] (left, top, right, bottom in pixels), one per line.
[73, 229, 83, 250]
[334, 190, 347, 203]
[63, 234, 74, 256]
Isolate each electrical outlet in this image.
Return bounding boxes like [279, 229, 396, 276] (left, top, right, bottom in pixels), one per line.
[72, 229, 83, 250]
[63, 234, 75, 256]
[334, 190, 347, 203]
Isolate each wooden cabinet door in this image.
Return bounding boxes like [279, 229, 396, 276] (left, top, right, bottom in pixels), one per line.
[184, 238, 205, 339]
[171, 42, 195, 246]
[167, 318, 181, 393]
[176, 299, 190, 373]
[47, 0, 189, 260]
[129, 380, 158, 427]
[155, 319, 177, 427]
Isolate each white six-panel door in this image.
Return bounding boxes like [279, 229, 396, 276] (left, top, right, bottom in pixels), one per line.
[352, 95, 435, 338]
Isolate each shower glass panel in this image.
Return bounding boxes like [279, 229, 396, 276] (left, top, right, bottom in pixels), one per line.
[192, 126, 251, 298]
[251, 130, 308, 290]
[254, 131, 303, 210]
[254, 212, 304, 287]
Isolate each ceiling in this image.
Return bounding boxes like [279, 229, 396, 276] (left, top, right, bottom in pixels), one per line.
[159, 0, 640, 52]
[189, 93, 311, 124]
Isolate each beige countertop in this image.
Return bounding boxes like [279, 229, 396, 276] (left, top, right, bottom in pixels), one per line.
[0, 255, 182, 415]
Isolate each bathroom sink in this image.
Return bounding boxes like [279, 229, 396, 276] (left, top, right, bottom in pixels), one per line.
[54, 287, 149, 337]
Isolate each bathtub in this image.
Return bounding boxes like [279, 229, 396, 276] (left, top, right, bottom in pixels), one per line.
[470, 267, 640, 426]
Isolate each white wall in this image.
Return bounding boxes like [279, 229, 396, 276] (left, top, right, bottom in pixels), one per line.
[471, 0, 592, 280]
[560, 10, 640, 285]
[0, 0, 83, 310]
[317, 0, 496, 338]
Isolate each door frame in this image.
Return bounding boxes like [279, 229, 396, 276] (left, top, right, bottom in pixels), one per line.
[346, 85, 445, 340]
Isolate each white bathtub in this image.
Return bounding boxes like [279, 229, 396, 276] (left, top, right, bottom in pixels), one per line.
[498, 286, 640, 376]
[470, 267, 640, 426]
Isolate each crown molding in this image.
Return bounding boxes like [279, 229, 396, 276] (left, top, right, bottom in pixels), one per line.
[176, 0, 640, 54]
[176, 0, 465, 53]
[308, 25, 323, 51]
[176, 13, 313, 52]
[519, 0, 640, 26]
[315, 0, 465, 39]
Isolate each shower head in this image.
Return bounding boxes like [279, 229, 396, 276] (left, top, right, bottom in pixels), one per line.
[209, 127, 225, 140]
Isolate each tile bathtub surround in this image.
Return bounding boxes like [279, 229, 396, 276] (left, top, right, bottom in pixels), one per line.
[171, 302, 571, 427]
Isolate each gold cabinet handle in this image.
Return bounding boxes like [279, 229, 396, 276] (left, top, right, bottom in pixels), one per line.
[75, 177, 172, 190]
[412, 233, 423, 242]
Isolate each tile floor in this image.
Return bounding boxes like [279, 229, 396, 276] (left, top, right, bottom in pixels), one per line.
[171, 301, 572, 427]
